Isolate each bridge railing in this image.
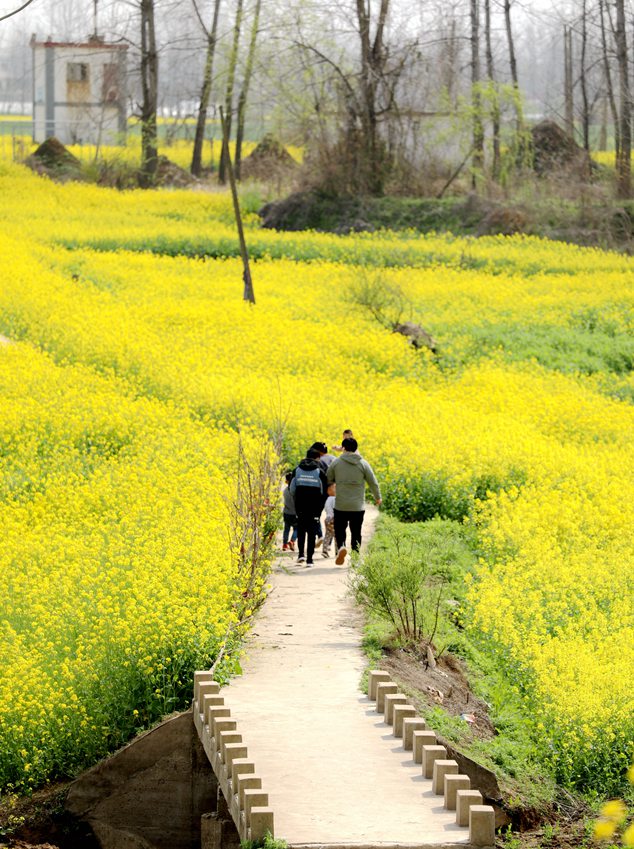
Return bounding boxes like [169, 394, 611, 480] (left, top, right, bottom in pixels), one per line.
[193, 670, 275, 844]
[368, 670, 496, 848]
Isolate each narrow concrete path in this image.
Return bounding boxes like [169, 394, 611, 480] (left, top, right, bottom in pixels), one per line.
[224, 506, 468, 847]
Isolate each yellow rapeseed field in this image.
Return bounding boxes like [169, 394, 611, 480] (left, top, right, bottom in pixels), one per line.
[0, 160, 632, 793]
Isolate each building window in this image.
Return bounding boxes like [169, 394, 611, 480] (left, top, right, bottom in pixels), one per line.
[102, 63, 119, 102]
[67, 62, 89, 83]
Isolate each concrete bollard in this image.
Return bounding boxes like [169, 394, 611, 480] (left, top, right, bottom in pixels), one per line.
[384, 694, 408, 725]
[422, 744, 447, 778]
[368, 670, 392, 700]
[206, 705, 230, 733]
[198, 680, 221, 704]
[224, 743, 248, 769]
[202, 694, 224, 730]
[243, 789, 269, 820]
[237, 775, 262, 811]
[456, 789, 483, 827]
[213, 718, 237, 738]
[202, 693, 224, 712]
[393, 704, 416, 738]
[249, 807, 275, 842]
[413, 730, 437, 764]
[376, 682, 398, 713]
[402, 718, 426, 751]
[432, 759, 459, 795]
[469, 804, 496, 848]
[444, 774, 471, 810]
[231, 758, 255, 789]
[218, 731, 242, 761]
[194, 671, 215, 702]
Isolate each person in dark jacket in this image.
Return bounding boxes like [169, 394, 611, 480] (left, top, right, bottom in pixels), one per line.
[290, 449, 328, 566]
[308, 441, 335, 543]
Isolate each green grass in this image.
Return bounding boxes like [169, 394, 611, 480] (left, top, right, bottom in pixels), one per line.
[358, 514, 559, 810]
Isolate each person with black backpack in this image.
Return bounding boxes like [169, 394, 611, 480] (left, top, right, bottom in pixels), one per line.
[289, 448, 328, 566]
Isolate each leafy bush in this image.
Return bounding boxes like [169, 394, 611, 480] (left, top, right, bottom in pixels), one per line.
[349, 515, 475, 648]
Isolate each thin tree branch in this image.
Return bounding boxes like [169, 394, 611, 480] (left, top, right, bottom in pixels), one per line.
[0, 0, 38, 23]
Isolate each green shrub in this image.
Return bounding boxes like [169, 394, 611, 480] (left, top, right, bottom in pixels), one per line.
[350, 515, 475, 647]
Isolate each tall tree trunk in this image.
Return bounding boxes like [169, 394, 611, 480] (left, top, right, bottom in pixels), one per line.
[354, 0, 390, 194]
[470, 0, 484, 186]
[615, 0, 631, 197]
[504, 0, 518, 87]
[446, 17, 458, 105]
[599, 0, 620, 161]
[484, 0, 500, 180]
[599, 97, 608, 151]
[219, 0, 244, 184]
[220, 106, 255, 304]
[191, 0, 222, 177]
[580, 0, 591, 151]
[235, 0, 262, 180]
[564, 25, 574, 138]
[140, 0, 158, 187]
[504, 0, 524, 150]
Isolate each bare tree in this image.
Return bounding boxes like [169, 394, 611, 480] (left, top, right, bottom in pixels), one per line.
[355, 0, 392, 194]
[502, 0, 524, 145]
[218, 0, 244, 184]
[220, 105, 255, 303]
[564, 23, 574, 137]
[0, 0, 38, 23]
[139, 0, 158, 186]
[614, 0, 631, 197]
[484, 0, 500, 180]
[470, 0, 484, 184]
[579, 0, 590, 151]
[190, 0, 222, 177]
[599, 0, 619, 159]
[235, 0, 262, 179]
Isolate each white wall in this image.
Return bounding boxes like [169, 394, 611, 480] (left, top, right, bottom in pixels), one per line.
[32, 42, 126, 145]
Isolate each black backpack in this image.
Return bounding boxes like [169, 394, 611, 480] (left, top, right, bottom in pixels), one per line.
[293, 465, 323, 494]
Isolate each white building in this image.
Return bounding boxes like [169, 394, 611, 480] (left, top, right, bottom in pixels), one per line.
[31, 35, 127, 145]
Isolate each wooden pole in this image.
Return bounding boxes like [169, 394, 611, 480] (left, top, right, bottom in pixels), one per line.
[219, 105, 255, 304]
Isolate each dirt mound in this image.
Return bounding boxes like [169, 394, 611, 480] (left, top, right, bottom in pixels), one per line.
[531, 120, 591, 177]
[155, 155, 197, 188]
[241, 134, 298, 180]
[260, 190, 368, 231]
[477, 206, 528, 236]
[25, 137, 83, 181]
[456, 194, 530, 236]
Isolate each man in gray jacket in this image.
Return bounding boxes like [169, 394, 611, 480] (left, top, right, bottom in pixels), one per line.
[326, 437, 381, 565]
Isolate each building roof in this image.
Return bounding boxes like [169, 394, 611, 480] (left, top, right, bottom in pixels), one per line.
[30, 36, 128, 51]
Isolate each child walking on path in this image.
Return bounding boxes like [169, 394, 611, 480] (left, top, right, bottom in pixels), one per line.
[321, 485, 336, 558]
[282, 472, 298, 551]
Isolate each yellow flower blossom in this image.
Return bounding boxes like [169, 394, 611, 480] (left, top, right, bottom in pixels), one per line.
[0, 161, 632, 794]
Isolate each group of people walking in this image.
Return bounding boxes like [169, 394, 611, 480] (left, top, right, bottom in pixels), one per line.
[282, 431, 382, 567]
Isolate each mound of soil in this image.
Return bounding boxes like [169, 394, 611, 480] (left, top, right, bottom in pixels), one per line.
[25, 138, 83, 182]
[531, 120, 591, 178]
[259, 190, 372, 232]
[240, 134, 298, 181]
[477, 206, 529, 236]
[381, 648, 496, 742]
[260, 190, 531, 237]
[155, 155, 197, 188]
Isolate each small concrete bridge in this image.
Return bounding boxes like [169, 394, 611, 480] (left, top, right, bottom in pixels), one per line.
[193, 509, 495, 849]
